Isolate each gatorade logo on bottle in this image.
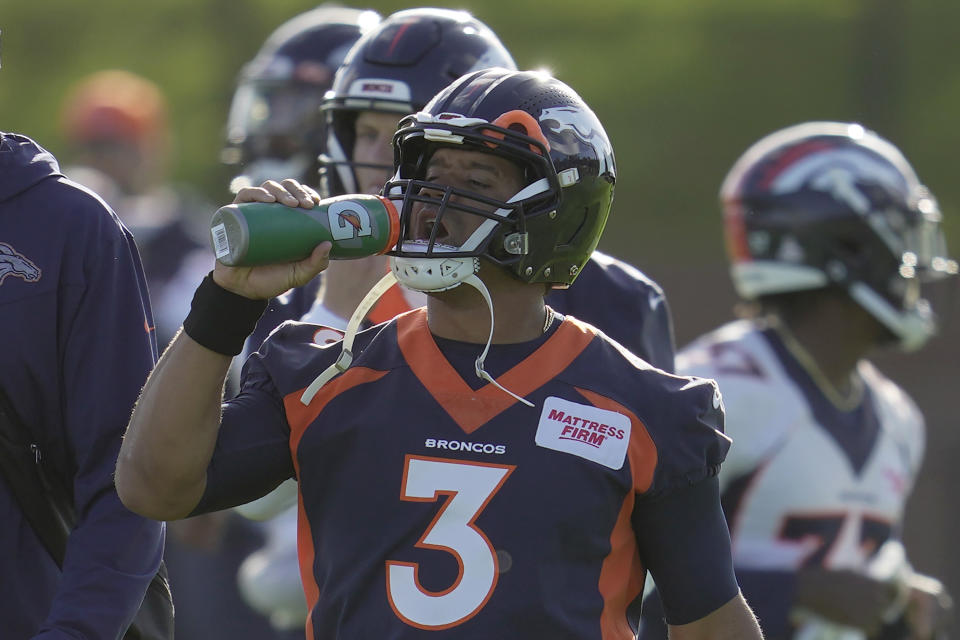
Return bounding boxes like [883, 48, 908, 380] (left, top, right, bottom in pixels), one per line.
[328, 201, 373, 241]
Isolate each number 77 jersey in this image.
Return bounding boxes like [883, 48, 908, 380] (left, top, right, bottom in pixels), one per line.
[228, 308, 730, 638]
[676, 319, 925, 637]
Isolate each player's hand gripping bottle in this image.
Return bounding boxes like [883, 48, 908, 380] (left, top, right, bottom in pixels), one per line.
[209, 194, 400, 266]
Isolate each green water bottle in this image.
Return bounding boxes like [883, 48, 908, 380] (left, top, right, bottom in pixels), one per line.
[210, 194, 400, 266]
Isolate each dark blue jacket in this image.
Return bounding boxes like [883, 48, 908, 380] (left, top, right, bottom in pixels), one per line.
[0, 133, 164, 639]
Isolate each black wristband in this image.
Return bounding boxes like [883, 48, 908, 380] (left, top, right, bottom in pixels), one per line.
[182, 273, 268, 356]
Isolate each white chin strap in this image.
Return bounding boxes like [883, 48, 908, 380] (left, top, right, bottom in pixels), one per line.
[300, 262, 534, 408]
[458, 273, 535, 408]
[300, 271, 397, 405]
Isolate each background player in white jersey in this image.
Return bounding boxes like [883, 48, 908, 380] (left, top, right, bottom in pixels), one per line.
[116, 67, 763, 638]
[640, 122, 955, 639]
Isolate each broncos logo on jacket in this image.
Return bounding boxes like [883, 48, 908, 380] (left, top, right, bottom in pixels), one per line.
[0, 243, 41, 284]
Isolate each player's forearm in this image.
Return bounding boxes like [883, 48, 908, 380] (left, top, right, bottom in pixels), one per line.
[793, 567, 899, 633]
[668, 593, 764, 640]
[116, 329, 231, 520]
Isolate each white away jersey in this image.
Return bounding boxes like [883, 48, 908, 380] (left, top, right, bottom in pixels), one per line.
[677, 319, 925, 638]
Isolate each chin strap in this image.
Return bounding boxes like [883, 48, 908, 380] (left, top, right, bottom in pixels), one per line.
[300, 271, 398, 405]
[299, 269, 535, 408]
[462, 273, 535, 408]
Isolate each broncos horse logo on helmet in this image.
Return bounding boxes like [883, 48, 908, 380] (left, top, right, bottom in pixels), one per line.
[0, 243, 41, 285]
[539, 106, 614, 178]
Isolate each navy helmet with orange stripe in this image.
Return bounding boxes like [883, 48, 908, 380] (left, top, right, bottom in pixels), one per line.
[384, 68, 616, 289]
[720, 121, 957, 350]
[319, 8, 516, 197]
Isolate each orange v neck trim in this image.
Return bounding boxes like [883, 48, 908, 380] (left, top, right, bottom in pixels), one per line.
[396, 308, 596, 433]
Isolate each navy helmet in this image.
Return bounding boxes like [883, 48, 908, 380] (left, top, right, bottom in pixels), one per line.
[319, 8, 516, 197]
[223, 6, 380, 191]
[385, 68, 616, 289]
[721, 121, 957, 350]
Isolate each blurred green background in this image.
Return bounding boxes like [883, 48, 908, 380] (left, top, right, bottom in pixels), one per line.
[2, 0, 958, 627]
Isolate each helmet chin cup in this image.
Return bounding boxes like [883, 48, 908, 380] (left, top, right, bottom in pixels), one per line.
[390, 253, 479, 292]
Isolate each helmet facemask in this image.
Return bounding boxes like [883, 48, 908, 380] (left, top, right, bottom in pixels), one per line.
[318, 100, 409, 197]
[384, 111, 558, 293]
[225, 77, 330, 191]
[849, 191, 957, 350]
[222, 10, 370, 192]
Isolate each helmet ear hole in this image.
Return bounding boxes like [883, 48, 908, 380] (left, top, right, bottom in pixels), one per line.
[559, 206, 590, 247]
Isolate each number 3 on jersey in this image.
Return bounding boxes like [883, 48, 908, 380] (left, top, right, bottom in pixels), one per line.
[386, 455, 516, 629]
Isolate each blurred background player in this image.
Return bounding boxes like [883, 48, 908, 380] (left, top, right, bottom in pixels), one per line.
[217, 6, 380, 637]
[222, 6, 380, 193]
[640, 122, 955, 639]
[59, 69, 211, 349]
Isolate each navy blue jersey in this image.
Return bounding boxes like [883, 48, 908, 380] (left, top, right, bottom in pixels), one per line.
[199, 309, 729, 638]
[0, 133, 164, 637]
[547, 251, 675, 373]
[243, 250, 676, 374]
[245, 276, 323, 361]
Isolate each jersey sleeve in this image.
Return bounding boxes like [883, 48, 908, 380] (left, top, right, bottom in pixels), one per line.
[192, 334, 300, 515]
[633, 475, 740, 625]
[638, 374, 731, 498]
[547, 251, 677, 372]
